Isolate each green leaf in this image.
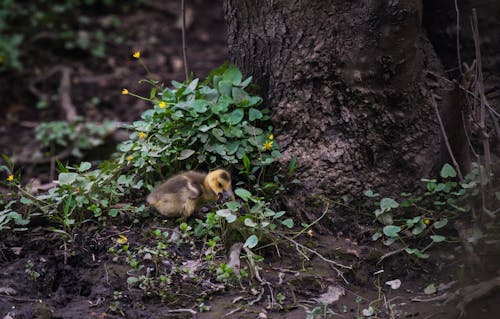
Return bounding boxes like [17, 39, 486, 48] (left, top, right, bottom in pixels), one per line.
[242, 153, 250, 173]
[244, 218, 258, 228]
[189, 99, 208, 113]
[364, 190, 380, 198]
[20, 197, 33, 205]
[178, 149, 195, 160]
[225, 201, 241, 211]
[228, 109, 244, 125]
[244, 235, 258, 249]
[281, 218, 294, 228]
[372, 232, 382, 241]
[440, 163, 457, 178]
[235, 188, 252, 201]
[127, 277, 139, 285]
[218, 80, 232, 97]
[430, 235, 446, 243]
[249, 108, 263, 121]
[79, 162, 91, 172]
[223, 66, 242, 85]
[412, 220, 427, 235]
[380, 198, 399, 211]
[232, 87, 250, 104]
[424, 283, 437, 294]
[405, 248, 429, 259]
[58, 172, 78, 185]
[183, 78, 199, 95]
[383, 225, 401, 237]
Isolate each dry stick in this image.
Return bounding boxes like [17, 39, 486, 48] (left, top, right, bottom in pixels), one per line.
[454, 0, 463, 75]
[430, 94, 464, 180]
[471, 9, 491, 215]
[181, 0, 189, 80]
[471, 9, 492, 199]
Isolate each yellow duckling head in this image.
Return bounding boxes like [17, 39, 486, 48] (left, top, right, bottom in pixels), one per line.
[204, 169, 235, 202]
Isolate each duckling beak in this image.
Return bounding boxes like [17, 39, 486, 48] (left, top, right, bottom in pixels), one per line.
[219, 190, 235, 202]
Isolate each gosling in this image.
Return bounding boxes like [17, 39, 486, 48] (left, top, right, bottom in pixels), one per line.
[147, 169, 235, 219]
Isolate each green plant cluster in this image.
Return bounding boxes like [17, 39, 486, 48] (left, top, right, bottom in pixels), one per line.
[365, 163, 496, 259]
[118, 65, 281, 188]
[0, 0, 133, 72]
[35, 118, 116, 157]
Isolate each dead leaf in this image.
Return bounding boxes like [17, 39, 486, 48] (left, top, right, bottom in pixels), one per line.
[315, 285, 345, 304]
[385, 279, 401, 290]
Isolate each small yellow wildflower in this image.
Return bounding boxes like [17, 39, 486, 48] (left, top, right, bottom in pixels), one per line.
[116, 234, 128, 245]
[138, 132, 147, 139]
[122, 88, 129, 95]
[307, 229, 313, 238]
[132, 51, 141, 59]
[126, 155, 134, 162]
[158, 101, 166, 108]
[7, 175, 14, 182]
[269, 133, 274, 140]
[0, 56, 4, 64]
[263, 140, 273, 151]
[423, 218, 430, 225]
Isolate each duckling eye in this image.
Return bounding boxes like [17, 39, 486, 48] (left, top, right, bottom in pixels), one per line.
[217, 182, 223, 189]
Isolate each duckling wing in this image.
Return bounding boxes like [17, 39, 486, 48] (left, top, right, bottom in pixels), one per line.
[147, 171, 205, 203]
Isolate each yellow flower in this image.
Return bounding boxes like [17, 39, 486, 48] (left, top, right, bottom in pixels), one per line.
[269, 134, 274, 140]
[122, 88, 129, 95]
[158, 101, 166, 108]
[138, 132, 147, 139]
[263, 140, 273, 151]
[7, 175, 14, 182]
[132, 51, 141, 59]
[116, 234, 128, 245]
[0, 56, 4, 64]
[423, 218, 430, 225]
[126, 155, 134, 162]
[307, 229, 313, 238]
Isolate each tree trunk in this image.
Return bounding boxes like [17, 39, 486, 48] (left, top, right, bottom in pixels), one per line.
[223, 1, 456, 220]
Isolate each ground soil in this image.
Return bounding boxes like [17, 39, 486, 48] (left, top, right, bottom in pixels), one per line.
[1, 1, 499, 319]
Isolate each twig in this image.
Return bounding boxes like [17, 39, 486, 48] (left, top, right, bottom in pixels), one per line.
[243, 246, 277, 308]
[278, 234, 352, 284]
[454, 0, 463, 75]
[60, 66, 77, 122]
[377, 247, 406, 264]
[430, 94, 464, 180]
[166, 308, 197, 315]
[181, 0, 189, 80]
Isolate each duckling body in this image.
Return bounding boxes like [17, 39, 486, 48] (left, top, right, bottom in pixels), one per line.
[147, 169, 235, 218]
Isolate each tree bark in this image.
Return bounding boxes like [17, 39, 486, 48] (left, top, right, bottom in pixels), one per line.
[223, 1, 456, 220]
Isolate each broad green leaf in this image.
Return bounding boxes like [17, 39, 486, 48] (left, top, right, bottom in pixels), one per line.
[405, 248, 429, 259]
[198, 123, 217, 132]
[249, 108, 263, 121]
[178, 149, 195, 160]
[281, 218, 294, 228]
[232, 87, 250, 104]
[440, 163, 457, 178]
[79, 162, 91, 172]
[228, 109, 244, 125]
[225, 201, 241, 211]
[244, 234, 258, 249]
[235, 188, 252, 201]
[20, 197, 33, 205]
[189, 99, 208, 113]
[58, 172, 78, 185]
[244, 218, 258, 227]
[223, 66, 242, 85]
[383, 225, 401, 237]
[430, 235, 446, 243]
[412, 220, 427, 235]
[218, 80, 232, 97]
[240, 76, 252, 87]
[380, 198, 399, 211]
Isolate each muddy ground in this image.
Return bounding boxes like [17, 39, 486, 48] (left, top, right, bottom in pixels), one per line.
[0, 1, 499, 318]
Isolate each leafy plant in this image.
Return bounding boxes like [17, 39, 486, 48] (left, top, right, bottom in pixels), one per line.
[365, 163, 496, 258]
[119, 64, 281, 193]
[35, 118, 116, 158]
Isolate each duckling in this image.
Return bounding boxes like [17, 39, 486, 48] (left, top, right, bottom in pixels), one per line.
[146, 169, 235, 218]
